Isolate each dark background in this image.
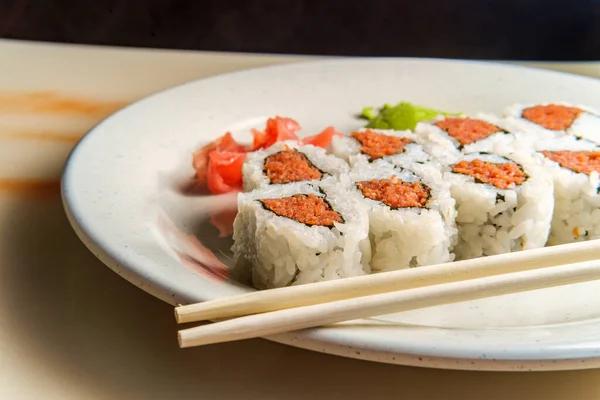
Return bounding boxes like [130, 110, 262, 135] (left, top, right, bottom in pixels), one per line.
[2, 0, 600, 60]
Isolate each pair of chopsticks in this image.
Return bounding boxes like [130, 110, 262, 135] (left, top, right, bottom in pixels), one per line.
[175, 240, 600, 348]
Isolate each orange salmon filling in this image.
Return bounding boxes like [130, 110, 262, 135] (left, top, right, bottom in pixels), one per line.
[541, 150, 600, 175]
[452, 159, 526, 190]
[351, 130, 412, 159]
[261, 194, 342, 227]
[434, 117, 502, 146]
[264, 149, 322, 184]
[356, 177, 430, 208]
[522, 104, 582, 131]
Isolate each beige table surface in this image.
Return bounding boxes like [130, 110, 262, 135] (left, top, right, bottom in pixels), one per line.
[2, 39, 600, 400]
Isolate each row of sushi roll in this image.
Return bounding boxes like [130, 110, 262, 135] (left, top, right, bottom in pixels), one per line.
[215, 102, 600, 289]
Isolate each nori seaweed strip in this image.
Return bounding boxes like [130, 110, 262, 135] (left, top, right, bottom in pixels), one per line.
[435, 120, 507, 151]
[351, 133, 410, 162]
[355, 181, 432, 210]
[451, 158, 529, 188]
[287, 269, 302, 286]
[263, 149, 326, 184]
[521, 106, 582, 130]
[259, 194, 344, 229]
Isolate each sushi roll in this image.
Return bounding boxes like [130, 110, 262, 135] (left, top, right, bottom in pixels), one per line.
[348, 160, 457, 272]
[444, 152, 554, 260]
[534, 138, 600, 244]
[232, 176, 371, 289]
[504, 102, 600, 144]
[329, 128, 432, 168]
[415, 114, 522, 159]
[242, 140, 349, 191]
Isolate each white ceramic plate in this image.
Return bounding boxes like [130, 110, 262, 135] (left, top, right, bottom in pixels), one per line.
[62, 58, 600, 371]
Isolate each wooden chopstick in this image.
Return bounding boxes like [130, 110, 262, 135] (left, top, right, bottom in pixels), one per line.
[178, 259, 600, 348]
[175, 240, 600, 324]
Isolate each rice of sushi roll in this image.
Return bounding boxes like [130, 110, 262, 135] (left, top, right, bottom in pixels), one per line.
[232, 176, 371, 289]
[414, 114, 522, 160]
[242, 140, 349, 191]
[329, 128, 432, 168]
[503, 102, 600, 144]
[348, 160, 457, 272]
[533, 137, 600, 244]
[444, 152, 554, 260]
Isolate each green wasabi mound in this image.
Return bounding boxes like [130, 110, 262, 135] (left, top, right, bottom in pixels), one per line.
[360, 102, 460, 130]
